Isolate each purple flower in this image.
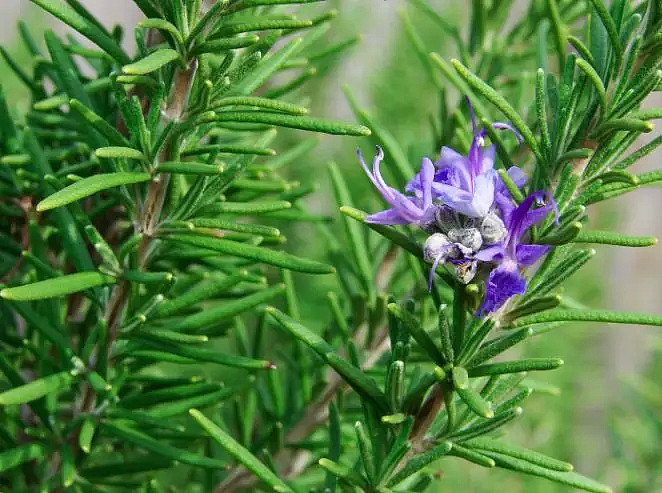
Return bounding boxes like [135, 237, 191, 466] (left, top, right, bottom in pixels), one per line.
[476, 191, 558, 315]
[406, 99, 523, 218]
[358, 146, 436, 227]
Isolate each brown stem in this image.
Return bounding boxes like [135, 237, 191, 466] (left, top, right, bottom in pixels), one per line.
[409, 384, 445, 449]
[76, 57, 199, 437]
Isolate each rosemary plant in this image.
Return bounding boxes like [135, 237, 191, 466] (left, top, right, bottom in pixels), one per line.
[0, 0, 660, 492]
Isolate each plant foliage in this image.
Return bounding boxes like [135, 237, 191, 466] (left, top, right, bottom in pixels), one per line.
[0, 0, 660, 492]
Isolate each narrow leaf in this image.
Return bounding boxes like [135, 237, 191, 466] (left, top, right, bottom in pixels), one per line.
[102, 422, 227, 469]
[485, 450, 611, 492]
[37, 172, 150, 211]
[28, 0, 129, 64]
[466, 438, 572, 472]
[456, 383, 494, 418]
[166, 234, 334, 274]
[1, 272, 114, 301]
[588, 0, 622, 68]
[0, 444, 46, 473]
[572, 230, 657, 247]
[123, 49, 181, 75]
[69, 99, 130, 147]
[468, 358, 564, 377]
[451, 59, 543, 162]
[189, 409, 294, 493]
[508, 309, 662, 327]
[389, 303, 446, 365]
[202, 201, 292, 215]
[328, 161, 373, 298]
[214, 111, 370, 136]
[318, 458, 369, 490]
[0, 371, 73, 405]
[172, 284, 285, 331]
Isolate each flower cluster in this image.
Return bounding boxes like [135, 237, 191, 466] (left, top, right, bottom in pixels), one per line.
[358, 103, 557, 314]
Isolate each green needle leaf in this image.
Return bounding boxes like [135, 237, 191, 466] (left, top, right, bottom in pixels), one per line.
[79, 419, 95, 454]
[27, 0, 129, 64]
[214, 111, 370, 136]
[456, 383, 494, 419]
[267, 307, 389, 411]
[193, 36, 260, 55]
[576, 58, 607, 114]
[95, 147, 146, 160]
[468, 358, 564, 377]
[189, 409, 294, 493]
[328, 161, 374, 299]
[449, 443, 496, 467]
[588, 0, 622, 69]
[166, 234, 334, 274]
[509, 310, 662, 328]
[535, 69, 551, 160]
[265, 306, 334, 355]
[387, 441, 452, 487]
[0, 371, 74, 405]
[156, 162, 225, 176]
[228, 37, 303, 95]
[0, 444, 47, 473]
[466, 438, 573, 472]
[132, 337, 274, 370]
[202, 201, 292, 215]
[122, 49, 182, 75]
[1, 272, 115, 301]
[497, 169, 525, 203]
[572, 230, 658, 247]
[37, 172, 150, 211]
[182, 143, 276, 157]
[69, 99, 131, 147]
[484, 450, 612, 492]
[451, 58, 543, 162]
[389, 303, 447, 366]
[213, 96, 308, 115]
[138, 19, 184, 46]
[339, 206, 422, 257]
[594, 118, 653, 136]
[318, 458, 370, 490]
[102, 422, 227, 469]
[172, 284, 285, 331]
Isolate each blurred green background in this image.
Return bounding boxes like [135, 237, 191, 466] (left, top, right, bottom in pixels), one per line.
[2, 1, 661, 491]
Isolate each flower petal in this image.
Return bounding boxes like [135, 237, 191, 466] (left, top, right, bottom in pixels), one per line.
[365, 209, 411, 225]
[478, 261, 527, 315]
[516, 244, 550, 266]
[492, 122, 523, 143]
[420, 157, 435, 210]
[478, 145, 496, 175]
[506, 166, 527, 187]
[437, 147, 472, 190]
[474, 244, 504, 262]
[468, 171, 496, 217]
[428, 244, 454, 291]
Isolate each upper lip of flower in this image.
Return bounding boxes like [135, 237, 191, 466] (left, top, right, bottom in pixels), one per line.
[404, 101, 522, 219]
[357, 145, 436, 226]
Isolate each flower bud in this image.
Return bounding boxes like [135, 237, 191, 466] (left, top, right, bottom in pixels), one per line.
[423, 233, 451, 263]
[435, 205, 460, 232]
[448, 227, 483, 252]
[480, 212, 507, 244]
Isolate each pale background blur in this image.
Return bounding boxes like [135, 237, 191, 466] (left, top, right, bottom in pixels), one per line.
[1, 0, 661, 488]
